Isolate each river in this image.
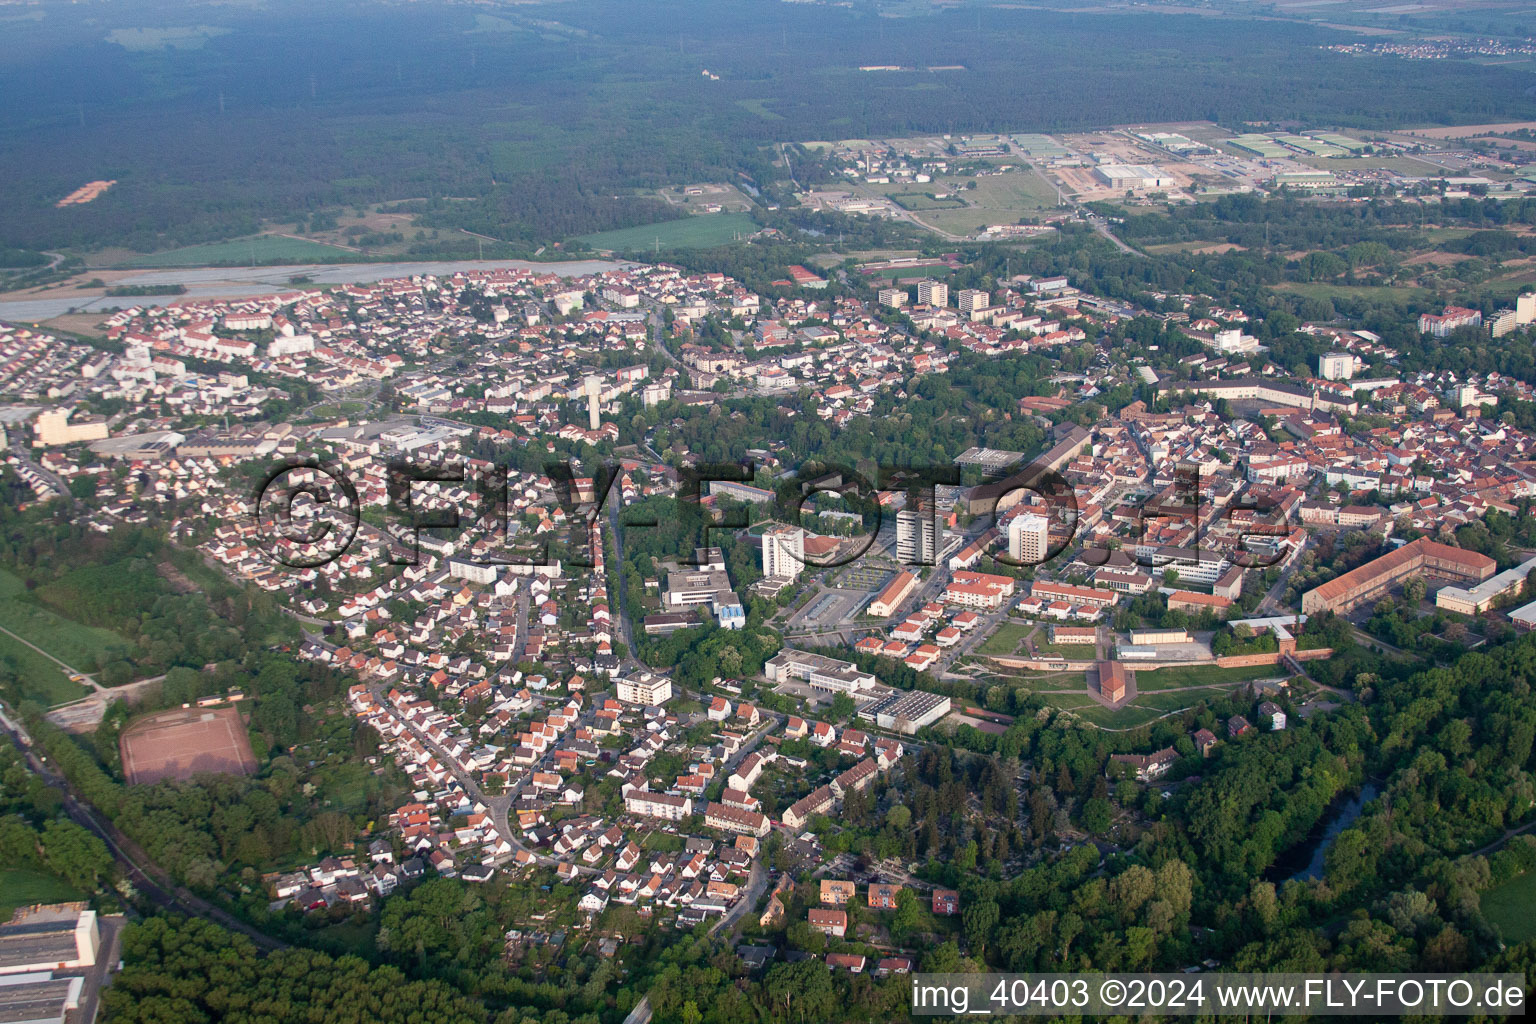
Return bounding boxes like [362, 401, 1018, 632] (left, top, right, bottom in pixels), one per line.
[0, 256, 633, 323]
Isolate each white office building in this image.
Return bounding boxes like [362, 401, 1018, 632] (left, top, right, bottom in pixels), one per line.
[1007, 513, 1049, 565]
[761, 525, 806, 580]
[896, 504, 937, 565]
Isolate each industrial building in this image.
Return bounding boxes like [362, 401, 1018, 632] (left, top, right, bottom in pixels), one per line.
[864, 689, 952, 734]
[0, 907, 98, 977]
[1094, 164, 1173, 189]
[0, 975, 84, 1024]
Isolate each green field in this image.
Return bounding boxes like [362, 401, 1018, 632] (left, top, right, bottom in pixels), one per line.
[0, 869, 83, 921]
[1481, 870, 1536, 944]
[1137, 663, 1285, 688]
[865, 168, 1059, 236]
[1274, 281, 1430, 305]
[977, 622, 1033, 656]
[119, 235, 364, 268]
[0, 631, 89, 706]
[0, 569, 132, 705]
[576, 213, 758, 252]
[0, 570, 131, 670]
[1034, 640, 1095, 659]
[890, 193, 967, 211]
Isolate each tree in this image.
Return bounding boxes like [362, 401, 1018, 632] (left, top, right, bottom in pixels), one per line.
[892, 887, 923, 942]
[1080, 796, 1113, 835]
[39, 820, 111, 891]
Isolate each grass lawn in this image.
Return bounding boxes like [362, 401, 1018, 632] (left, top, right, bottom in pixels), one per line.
[576, 213, 758, 252]
[919, 170, 1061, 236]
[0, 631, 90, 705]
[1137, 663, 1284, 688]
[977, 622, 1033, 656]
[1034, 640, 1095, 659]
[0, 869, 83, 921]
[306, 401, 368, 419]
[1481, 870, 1536, 944]
[119, 234, 364, 268]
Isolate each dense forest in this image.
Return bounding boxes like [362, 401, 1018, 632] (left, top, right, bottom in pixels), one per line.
[1, 0, 1534, 254]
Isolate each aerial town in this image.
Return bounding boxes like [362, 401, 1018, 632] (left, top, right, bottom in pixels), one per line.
[4, 146, 1536, 1024]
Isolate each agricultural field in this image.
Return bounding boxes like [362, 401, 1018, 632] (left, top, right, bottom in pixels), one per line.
[576, 213, 758, 252]
[1480, 869, 1536, 944]
[119, 234, 365, 268]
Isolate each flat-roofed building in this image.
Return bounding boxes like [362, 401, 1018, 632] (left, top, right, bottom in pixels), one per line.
[764, 650, 877, 694]
[0, 906, 98, 977]
[868, 690, 951, 734]
[1008, 513, 1049, 565]
[1436, 555, 1536, 615]
[615, 672, 673, 706]
[1129, 628, 1190, 645]
[761, 525, 806, 581]
[916, 280, 949, 307]
[0, 974, 84, 1024]
[896, 501, 938, 566]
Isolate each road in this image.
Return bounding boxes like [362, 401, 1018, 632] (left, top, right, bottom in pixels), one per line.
[0, 713, 287, 952]
[606, 497, 641, 665]
[0, 621, 107, 692]
[360, 662, 601, 875]
[1086, 213, 1139, 255]
[711, 855, 766, 939]
[1469, 816, 1536, 859]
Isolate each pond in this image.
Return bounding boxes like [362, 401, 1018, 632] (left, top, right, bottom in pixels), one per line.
[1274, 783, 1380, 883]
